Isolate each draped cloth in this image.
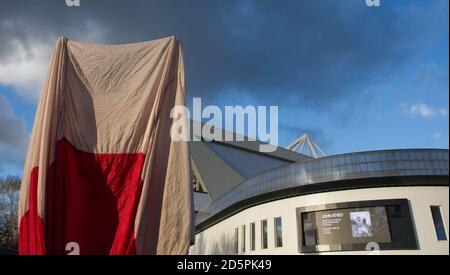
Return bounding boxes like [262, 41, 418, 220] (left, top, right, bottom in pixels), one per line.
[18, 36, 193, 255]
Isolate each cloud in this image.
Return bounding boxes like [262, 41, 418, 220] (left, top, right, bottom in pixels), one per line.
[0, 95, 29, 173]
[401, 103, 449, 118]
[0, 39, 52, 101]
[0, 16, 107, 101]
[0, 0, 448, 109]
[0, 0, 447, 173]
[433, 133, 442, 140]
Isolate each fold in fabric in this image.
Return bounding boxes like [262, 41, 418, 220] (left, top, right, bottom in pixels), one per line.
[18, 36, 193, 255]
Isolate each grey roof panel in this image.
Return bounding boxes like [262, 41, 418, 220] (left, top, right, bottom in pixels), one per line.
[190, 141, 244, 201]
[205, 141, 290, 179]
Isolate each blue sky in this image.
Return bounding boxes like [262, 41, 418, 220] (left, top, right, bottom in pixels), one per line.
[0, 0, 448, 177]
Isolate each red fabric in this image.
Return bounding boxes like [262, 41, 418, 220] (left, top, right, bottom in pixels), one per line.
[18, 167, 46, 255]
[19, 139, 145, 255]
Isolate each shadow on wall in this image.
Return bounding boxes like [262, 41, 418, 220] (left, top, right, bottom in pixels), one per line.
[193, 232, 236, 255]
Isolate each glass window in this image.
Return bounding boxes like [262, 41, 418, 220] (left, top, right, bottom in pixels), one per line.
[374, 162, 382, 171]
[241, 225, 246, 253]
[385, 205, 410, 243]
[234, 228, 239, 254]
[261, 220, 268, 249]
[418, 161, 425, 169]
[431, 151, 439, 160]
[421, 151, 430, 160]
[332, 158, 339, 166]
[274, 217, 283, 248]
[415, 151, 423, 160]
[250, 223, 256, 251]
[360, 163, 368, 172]
[302, 212, 317, 247]
[358, 154, 367, 163]
[345, 156, 352, 164]
[401, 152, 409, 160]
[305, 162, 312, 170]
[404, 161, 412, 169]
[319, 160, 326, 169]
[372, 154, 380, 162]
[431, 206, 448, 241]
[346, 164, 353, 173]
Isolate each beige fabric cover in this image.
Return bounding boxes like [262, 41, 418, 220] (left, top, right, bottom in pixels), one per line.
[19, 36, 193, 254]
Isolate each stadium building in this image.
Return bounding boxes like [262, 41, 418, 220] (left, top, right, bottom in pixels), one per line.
[188, 127, 449, 255]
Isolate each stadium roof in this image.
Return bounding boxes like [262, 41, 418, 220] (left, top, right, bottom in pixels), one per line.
[189, 121, 311, 201]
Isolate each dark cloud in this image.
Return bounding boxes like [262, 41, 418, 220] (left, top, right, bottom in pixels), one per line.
[0, 0, 448, 167]
[0, 0, 448, 109]
[0, 95, 28, 172]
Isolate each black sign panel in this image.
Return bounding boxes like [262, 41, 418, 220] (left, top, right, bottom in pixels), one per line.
[297, 199, 418, 253]
[302, 207, 391, 247]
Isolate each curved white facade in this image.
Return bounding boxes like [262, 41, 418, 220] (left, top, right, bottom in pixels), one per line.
[190, 186, 449, 255]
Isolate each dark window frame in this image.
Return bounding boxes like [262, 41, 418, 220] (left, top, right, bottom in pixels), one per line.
[261, 220, 268, 249]
[250, 222, 256, 251]
[241, 225, 246, 253]
[296, 199, 418, 253]
[234, 227, 239, 254]
[430, 206, 448, 241]
[274, 217, 283, 248]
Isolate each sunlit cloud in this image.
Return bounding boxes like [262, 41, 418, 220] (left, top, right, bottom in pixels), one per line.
[401, 103, 448, 118]
[0, 40, 52, 101]
[0, 19, 107, 102]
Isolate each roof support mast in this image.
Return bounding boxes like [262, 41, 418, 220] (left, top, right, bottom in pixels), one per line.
[287, 133, 326, 158]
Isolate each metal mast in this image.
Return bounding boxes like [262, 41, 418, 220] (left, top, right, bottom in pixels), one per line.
[287, 133, 326, 158]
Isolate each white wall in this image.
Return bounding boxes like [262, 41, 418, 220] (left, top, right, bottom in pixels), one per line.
[190, 186, 449, 255]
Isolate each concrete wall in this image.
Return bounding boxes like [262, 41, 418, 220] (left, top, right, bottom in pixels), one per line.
[190, 186, 449, 255]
